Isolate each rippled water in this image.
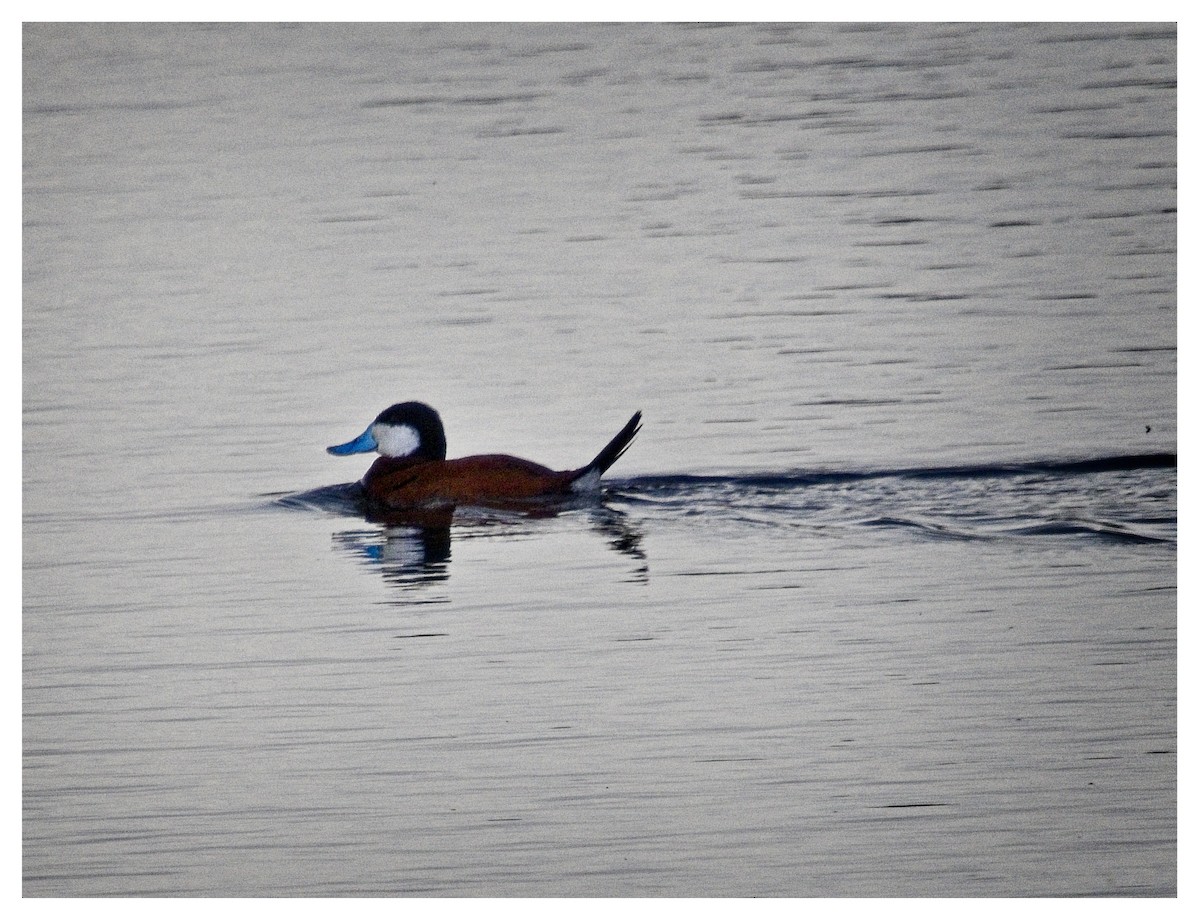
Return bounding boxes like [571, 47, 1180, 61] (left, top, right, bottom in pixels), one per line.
[23, 23, 1175, 897]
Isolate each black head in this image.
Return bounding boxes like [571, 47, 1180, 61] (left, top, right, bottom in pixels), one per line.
[373, 401, 447, 460]
[328, 400, 448, 459]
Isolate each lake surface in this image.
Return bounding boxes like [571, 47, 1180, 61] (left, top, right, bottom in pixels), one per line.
[22, 22, 1176, 897]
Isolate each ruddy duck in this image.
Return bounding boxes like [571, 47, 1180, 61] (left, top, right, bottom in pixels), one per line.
[328, 401, 642, 510]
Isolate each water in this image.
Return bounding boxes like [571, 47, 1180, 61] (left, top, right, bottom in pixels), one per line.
[22, 23, 1176, 897]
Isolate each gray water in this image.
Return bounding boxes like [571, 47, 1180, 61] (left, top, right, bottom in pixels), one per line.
[23, 23, 1176, 897]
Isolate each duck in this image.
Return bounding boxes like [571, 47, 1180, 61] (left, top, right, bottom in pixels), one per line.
[327, 401, 642, 510]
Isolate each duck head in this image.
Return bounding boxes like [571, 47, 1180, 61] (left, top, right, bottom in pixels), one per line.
[327, 401, 448, 460]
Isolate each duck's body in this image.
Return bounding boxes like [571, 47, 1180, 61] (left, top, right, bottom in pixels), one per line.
[360, 453, 581, 508]
[327, 402, 641, 511]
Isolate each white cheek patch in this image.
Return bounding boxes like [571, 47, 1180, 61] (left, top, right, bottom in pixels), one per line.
[372, 423, 422, 458]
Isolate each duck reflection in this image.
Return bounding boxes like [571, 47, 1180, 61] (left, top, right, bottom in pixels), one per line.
[333, 522, 452, 593]
[330, 497, 646, 596]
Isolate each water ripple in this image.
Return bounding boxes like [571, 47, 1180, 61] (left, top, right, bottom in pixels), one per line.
[276, 452, 1175, 547]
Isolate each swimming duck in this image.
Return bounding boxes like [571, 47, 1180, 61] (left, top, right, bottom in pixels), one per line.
[328, 401, 642, 509]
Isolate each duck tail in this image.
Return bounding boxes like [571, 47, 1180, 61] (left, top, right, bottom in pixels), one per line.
[570, 411, 642, 490]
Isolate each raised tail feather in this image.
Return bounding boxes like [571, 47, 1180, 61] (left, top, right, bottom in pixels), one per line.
[571, 411, 642, 489]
